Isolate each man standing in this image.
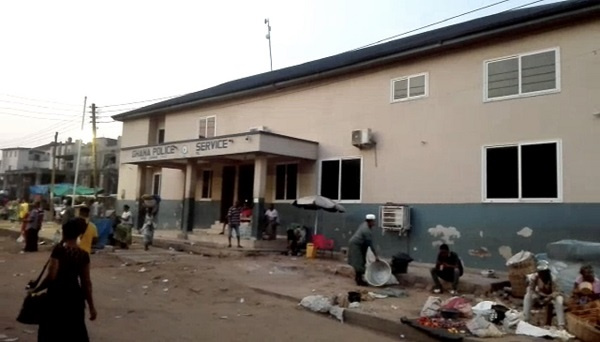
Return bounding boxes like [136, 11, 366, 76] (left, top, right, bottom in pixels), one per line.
[78, 206, 98, 254]
[18, 198, 29, 238]
[264, 204, 280, 240]
[430, 244, 463, 295]
[91, 199, 100, 219]
[227, 200, 242, 248]
[348, 214, 379, 286]
[523, 260, 565, 329]
[61, 198, 75, 225]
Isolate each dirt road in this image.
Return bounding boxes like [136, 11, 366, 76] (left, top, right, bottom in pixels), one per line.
[0, 232, 398, 342]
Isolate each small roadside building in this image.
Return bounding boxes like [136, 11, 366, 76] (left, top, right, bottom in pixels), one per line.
[113, 0, 600, 269]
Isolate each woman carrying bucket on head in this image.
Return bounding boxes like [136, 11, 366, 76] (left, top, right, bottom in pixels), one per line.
[348, 214, 379, 286]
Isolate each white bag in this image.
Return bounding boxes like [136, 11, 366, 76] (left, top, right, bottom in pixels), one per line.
[502, 309, 523, 328]
[299, 295, 332, 313]
[16, 235, 25, 243]
[420, 296, 442, 318]
[466, 316, 504, 338]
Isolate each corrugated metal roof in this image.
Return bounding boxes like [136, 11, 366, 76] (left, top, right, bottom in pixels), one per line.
[113, 0, 599, 121]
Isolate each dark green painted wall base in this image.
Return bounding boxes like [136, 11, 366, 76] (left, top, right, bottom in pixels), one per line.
[117, 200, 600, 269]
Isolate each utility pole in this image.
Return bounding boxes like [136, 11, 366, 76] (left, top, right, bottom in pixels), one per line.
[73, 96, 87, 200]
[50, 132, 58, 216]
[265, 18, 273, 71]
[91, 103, 98, 195]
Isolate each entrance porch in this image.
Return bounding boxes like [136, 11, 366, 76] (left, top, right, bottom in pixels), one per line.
[120, 131, 319, 240]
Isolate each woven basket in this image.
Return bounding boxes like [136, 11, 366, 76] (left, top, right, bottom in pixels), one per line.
[507, 256, 536, 298]
[569, 301, 600, 325]
[567, 312, 600, 342]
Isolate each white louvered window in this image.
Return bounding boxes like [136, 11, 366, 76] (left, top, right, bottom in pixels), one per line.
[485, 48, 559, 101]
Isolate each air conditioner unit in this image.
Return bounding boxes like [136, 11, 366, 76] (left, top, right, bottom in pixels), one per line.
[379, 205, 411, 236]
[351, 128, 374, 147]
[249, 126, 268, 132]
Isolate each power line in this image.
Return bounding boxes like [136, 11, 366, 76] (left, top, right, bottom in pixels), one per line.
[0, 119, 80, 148]
[0, 105, 81, 116]
[352, 0, 546, 51]
[0, 93, 81, 107]
[98, 94, 183, 108]
[0, 111, 78, 121]
[0, 99, 81, 112]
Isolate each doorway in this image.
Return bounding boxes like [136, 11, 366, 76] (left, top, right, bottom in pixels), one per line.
[220, 166, 236, 222]
[237, 164, 254, 206]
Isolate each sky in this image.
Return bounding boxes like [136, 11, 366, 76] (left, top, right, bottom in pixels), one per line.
[0, 0, 564, 151]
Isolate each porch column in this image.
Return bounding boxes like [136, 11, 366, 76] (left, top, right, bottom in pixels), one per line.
[181, 160, 196, 234]
[135, 165, 147, 229]
[251, 156, 267, 239]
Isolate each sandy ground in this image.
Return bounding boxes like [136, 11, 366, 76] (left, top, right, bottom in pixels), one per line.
[0, 231, 399, 342]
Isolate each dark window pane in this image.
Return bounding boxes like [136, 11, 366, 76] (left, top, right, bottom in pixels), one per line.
[486, 146, 518, 199]
[202, 170, 212, 198]
[157, 129, 165, 144]
[341, 159, 361, 200]
[286, 164, 298, 200]
[521, 143, 558, 198]
[320, 160, 340, 200]
[275, 165, 286, 200]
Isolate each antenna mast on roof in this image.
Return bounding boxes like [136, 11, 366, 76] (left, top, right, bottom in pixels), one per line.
[265, 18, 273, 71]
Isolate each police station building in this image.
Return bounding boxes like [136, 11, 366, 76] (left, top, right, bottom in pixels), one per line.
[114, 1, 600, 269]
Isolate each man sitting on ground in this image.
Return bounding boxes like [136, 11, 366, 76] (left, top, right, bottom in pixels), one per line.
[523, 260, 565, 329]
[430, 244, 463, 295]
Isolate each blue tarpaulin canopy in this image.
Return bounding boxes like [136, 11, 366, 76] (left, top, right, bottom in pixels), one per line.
[29, 183, 103, 196]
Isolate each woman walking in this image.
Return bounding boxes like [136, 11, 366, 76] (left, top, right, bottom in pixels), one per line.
[34, 217, 97, 341]
[141, 207, 155, 251]
[23, 202, 43, 252]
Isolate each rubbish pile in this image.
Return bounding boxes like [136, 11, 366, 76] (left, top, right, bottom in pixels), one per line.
[298, 288, 409, 322]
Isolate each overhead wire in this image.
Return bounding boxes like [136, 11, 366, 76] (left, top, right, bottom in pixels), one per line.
[0, 93, 81, 107]
[0, 123, 81, 149]
[0, 98, 82, 112]
[0, 116, 81, 148]
[351, 0, 547, 51]
[97, 94, 183, 108]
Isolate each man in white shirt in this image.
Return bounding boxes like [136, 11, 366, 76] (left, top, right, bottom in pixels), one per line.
[91, 200, 99, 219]
[264, 204, 280, 240]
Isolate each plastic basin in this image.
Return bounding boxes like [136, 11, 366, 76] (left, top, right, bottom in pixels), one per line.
[365, 260, 392, 287]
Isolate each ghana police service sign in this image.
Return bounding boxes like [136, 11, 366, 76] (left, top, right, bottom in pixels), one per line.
[122, 137, 247, 163]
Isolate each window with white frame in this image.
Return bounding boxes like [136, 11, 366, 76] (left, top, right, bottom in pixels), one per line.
[275, 163, 298, 201]
[483, 141, 561, 202]
[198, 116, 216, 139]
[391, 73, 428, 102]
[201, 170, 213, 199]
[320, 158, 361, 201]
[152, 173, 161, 196]
[485, 48, 559, 101]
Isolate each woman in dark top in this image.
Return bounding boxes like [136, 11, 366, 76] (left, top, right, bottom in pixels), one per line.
[34, 217, 97, 342]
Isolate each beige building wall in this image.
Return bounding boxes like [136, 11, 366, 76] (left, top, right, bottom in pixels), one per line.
[119, 21, 600, 204]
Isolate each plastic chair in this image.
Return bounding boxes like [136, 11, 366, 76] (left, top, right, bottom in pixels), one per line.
[312, 234, 335, 258]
